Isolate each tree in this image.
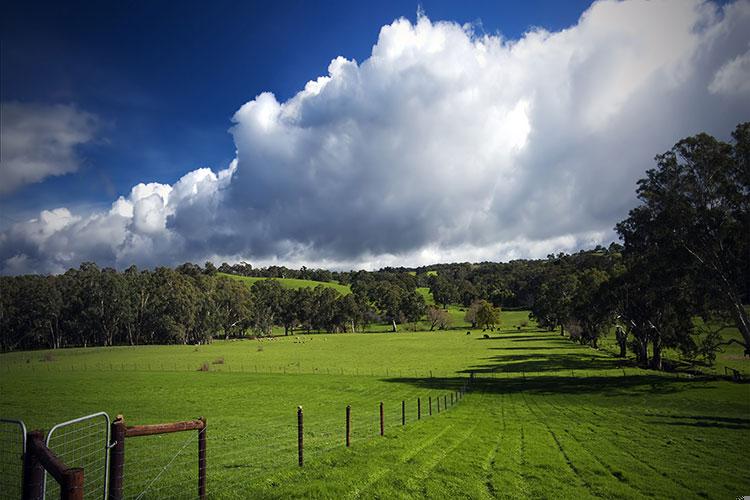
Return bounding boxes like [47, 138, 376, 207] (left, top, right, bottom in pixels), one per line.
[616, 123, 750, 356]
[473, 300, 500, 331]
[428, 275, 457, 309]
[426, 306, 452, 331]
[250, 279, 285, 336]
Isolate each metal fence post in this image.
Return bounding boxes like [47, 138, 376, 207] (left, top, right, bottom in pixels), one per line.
[379, 402, 384, 436]
[401, 400, 405, 426]
[346, 406, 351, 447]
[108, 415, 126, 500]
[297, 407, 304, 467]
[198, 417, 206, 500]
[429, 396, 432, 416]
[417, 398, 421, 420]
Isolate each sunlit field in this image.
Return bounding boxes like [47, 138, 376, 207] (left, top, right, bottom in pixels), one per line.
[2, 312, 748, 499]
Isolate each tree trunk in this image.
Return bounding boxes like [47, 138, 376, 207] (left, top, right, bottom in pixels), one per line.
[618, 340, 627, 358]
[560, 323, 565, 337]
[729, 300, 750, 356]
[391, 319, 397, 332]
[650, 337, 662, 370]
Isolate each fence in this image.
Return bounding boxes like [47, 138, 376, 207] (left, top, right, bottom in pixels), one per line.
[1, 385, 467, 498]
[0, 419, 26, 498]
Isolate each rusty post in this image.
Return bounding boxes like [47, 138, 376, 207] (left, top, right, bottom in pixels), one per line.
[429, 396, 432, 416]
[346, 405, 351, 447]
[297, 406, 304, 467]
[22, 430, 45, 500]
[198, 417, 206, 500]
[108, 415, 126, 500]
[401, 400, 405, 426]
[61, 467, 84, 500]
[417, 398, 421, 420]
[379, 402, 384, 436]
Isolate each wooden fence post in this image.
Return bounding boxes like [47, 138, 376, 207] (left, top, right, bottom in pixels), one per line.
[22, 430, 44, 500]
[346, 405, 351, 447]
[108, 415, 126, 500]
[198, 417, 206, 500]
[379, 402, 384, 436]
[417, 398, 421, 420]
[297, 406, 304, 467]
[401, 400, 405, 426]
[62, 468, 84, 500]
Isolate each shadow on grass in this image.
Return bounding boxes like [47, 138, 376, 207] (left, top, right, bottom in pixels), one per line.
[463, 352, 628, 373]
[381, 373, 706, 396]
[644, 414, 750, 430]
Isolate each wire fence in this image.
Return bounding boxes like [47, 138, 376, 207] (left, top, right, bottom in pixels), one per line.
[1, 384, 467, 498]
[123, 429, 202, 499]
[44, 412, 110, 500]
[0, 418, 26, 499]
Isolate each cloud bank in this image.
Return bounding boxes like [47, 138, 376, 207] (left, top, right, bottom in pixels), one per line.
[0, 102, 98, 195]
[2, 0, 749, 274]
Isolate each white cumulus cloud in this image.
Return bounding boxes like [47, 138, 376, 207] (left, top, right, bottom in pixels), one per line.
[1, 0, 749, 274]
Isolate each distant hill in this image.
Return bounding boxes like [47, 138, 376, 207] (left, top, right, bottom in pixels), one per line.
[221, 273, 437, 304]
[219, 273, 351, 295]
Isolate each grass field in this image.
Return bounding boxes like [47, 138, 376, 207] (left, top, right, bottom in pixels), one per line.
[1, 312, 748, 499]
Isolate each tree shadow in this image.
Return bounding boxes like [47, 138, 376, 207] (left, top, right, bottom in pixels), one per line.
[644, 414, 750, 430]
[381, 373, 706, 396]
[462, 352, 627, 373]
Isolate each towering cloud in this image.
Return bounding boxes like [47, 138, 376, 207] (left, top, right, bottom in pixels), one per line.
[2, 0, 749, 274]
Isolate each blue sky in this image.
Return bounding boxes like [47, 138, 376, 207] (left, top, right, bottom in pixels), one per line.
[1, 0, 591, 215]
[1, 0, 748, 273]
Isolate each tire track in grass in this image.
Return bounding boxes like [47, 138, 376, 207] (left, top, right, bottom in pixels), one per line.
[540, 395, 697, 498]
[412, 419, 480, 497]
[527, 395, 646, 499]
[519, 391, 596, 496]
[482, 392, 507, 499]
[346, 423, 455, 499]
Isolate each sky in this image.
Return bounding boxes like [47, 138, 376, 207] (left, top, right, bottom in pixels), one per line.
[1, 0, 749, 274]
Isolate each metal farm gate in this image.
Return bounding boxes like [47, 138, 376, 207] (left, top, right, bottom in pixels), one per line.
[43, 412, 111, 499]
[0, 418, 27, 499]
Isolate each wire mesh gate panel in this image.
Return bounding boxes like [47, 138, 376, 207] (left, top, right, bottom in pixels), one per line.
[123, 428, 203, 499]
[0, 418, 27, 499]
[44, 412, 110, 500]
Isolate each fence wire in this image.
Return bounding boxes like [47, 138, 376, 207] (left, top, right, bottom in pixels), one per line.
[123, 428, 202, 500]
[0, 418, 26, 500]
[45, 412, 109, 500]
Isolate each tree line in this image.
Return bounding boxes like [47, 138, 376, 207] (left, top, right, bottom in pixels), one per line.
[1, 124, 747, 371]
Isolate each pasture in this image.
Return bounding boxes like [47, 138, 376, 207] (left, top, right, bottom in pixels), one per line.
[1, 312, 748, 499]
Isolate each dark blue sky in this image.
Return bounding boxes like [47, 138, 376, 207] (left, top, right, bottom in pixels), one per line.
[1, 0, 592, 216]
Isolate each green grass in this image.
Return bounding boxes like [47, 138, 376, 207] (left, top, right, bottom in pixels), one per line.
[219, 273, 351, 295]
[1, 314, 748, 499]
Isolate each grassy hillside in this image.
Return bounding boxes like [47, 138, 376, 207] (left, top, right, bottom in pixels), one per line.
[219, 272, 352, 295]
[2, 316, 748, 498]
